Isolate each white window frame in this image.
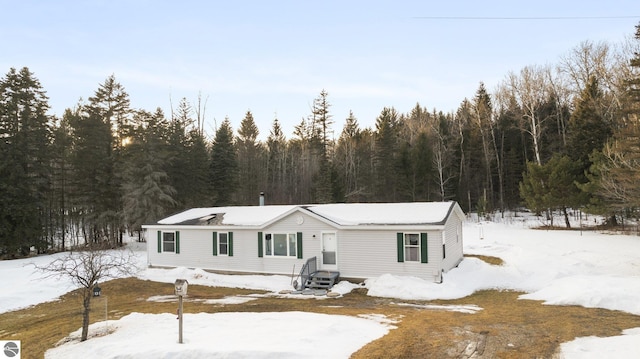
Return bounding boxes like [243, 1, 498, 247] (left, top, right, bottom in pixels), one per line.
[163, 232, 176, 253]
[218, 232, 229, 256]
[264, 232, 297, 257]
[404, 233, 420, 262]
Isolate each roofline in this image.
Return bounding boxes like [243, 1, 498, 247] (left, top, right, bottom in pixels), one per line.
[141, 223, 446, 231]
[143, 201, 463, 229]
[301, 201, 457, 227]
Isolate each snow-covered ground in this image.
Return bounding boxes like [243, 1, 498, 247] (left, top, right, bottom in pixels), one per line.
[1, 214, 639, 358]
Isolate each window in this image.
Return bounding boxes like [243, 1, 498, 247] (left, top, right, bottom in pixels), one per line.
[163, 232, 175, 252]
[264, 233, 297, 257]
[265, 234, 272, 255]
[404, 233, 420, 262]
[219, 232, 228, 255]
[213, 231, 233, 256]
[442, 234, 446, 259]
[397, 232, 427, 263]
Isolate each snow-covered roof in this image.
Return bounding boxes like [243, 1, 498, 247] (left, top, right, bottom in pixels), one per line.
[154, 202, 456, 227]
[304, 202, 455, 225]
[157, 205, 297, 225]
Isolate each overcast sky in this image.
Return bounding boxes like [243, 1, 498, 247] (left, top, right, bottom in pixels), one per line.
[2, 1, 639, 139]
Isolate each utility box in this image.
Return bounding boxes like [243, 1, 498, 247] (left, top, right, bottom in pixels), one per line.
[174, 279, 188, 296]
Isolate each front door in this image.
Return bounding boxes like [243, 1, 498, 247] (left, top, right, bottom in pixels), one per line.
[321, 232, 338, 271]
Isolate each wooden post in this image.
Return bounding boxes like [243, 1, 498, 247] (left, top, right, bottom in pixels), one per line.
[178, 295, 183, 344]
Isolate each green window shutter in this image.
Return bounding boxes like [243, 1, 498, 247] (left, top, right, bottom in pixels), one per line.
[258, 232, 263, 257]
[296, 232, 303, 259]
[420, 233, 428, 263]
[212, 232, 218, 256]
[228, 232, 234, 257]
[157, 231, 161, 253]
[175, 231, 180, 254]
[397, 232, 404, 262]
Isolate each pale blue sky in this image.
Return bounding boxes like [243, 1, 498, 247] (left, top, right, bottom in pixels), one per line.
[2, 1, 639, 138]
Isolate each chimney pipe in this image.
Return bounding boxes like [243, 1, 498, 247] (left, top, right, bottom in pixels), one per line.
[259, 192, 265, 206]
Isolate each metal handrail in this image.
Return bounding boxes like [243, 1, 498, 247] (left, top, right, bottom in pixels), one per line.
[294, 256, 317, 290]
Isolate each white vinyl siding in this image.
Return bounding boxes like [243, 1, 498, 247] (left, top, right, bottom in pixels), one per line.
[145, 203, 465, 282]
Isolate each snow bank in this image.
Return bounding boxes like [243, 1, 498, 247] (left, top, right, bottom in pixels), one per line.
[45, 312, 394, 359]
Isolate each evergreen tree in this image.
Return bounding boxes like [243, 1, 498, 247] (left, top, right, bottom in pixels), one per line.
[289, 117, 316, 203]
[335, 111, 368, 202]
[209, 118, 237, 205]
[69, 107, 115, 244]
[566, 76, 612, 207]
[410, 131, 434, 201]
[183, 128, 211, 207]
[165, 98, 211, 208]
[50, 110, 74, 251]
[121, 109, 176, 238]
[310, 90, 334, 203]
[265, 118, 288, 204]
[472, 83, 495, 211]
[166, 98, 191, 208]
[88, 74, 132, 148]
[453, 99, 482, 211]
[373, 107, 399, 202]
[83, 75, 132, 245]
[520, 155, 585, 227]
[0, 67, 52, 255]
[493, 94, 528, 210]
[236, 110, 265, 205]
[581, 22, 640, 222]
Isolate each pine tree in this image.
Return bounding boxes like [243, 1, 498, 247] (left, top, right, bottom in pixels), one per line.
[410, 131, 434, 201]
[290, 117, 315, 203]
[50, 110, 75, 251]
[373, 107, 399, 202]
[472, 83, 495, 211]
[236, 111, 264, 205]
[83, 75, 132, 245]
[88, 74, 132, 148]
[265, 118, 288, 204]
[520, 155, 586, 227]
[210, 118, 237, 205]
[166, 98, 193, 209]
[567, 76, 612, 168]
[335, 111, 368, 201]
[69, 108, 115, 244]
[183, 128, 211, 207]
[310, 91, 334, 204]
[581, 22, 640, 222]
[121, 109, 176, 237]
[0, 67, 52, 255]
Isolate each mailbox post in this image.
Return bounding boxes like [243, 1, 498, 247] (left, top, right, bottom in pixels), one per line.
[174, 279, 188, 344]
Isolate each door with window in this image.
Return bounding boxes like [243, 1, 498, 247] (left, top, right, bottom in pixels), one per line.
[321, 232, 338, 271]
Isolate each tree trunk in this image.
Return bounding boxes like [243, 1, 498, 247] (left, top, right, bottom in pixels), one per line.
[81, 291, 92, 341]
[563, 207, 571, 228]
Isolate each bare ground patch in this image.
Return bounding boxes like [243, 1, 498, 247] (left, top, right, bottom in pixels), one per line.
[1, 278, 639, 359]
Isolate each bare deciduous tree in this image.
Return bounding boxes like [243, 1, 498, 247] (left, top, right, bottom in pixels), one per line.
[33, 246, 139, 341]
[506, 65, 553, 165]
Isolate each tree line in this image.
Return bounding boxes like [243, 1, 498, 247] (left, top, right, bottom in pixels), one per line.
[1, 23, 640, 257]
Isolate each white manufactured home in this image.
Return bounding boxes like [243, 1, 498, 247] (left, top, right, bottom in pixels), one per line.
[142, 201, 465, 284]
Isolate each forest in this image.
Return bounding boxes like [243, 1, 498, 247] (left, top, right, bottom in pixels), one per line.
[1, 23, 639, 257]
